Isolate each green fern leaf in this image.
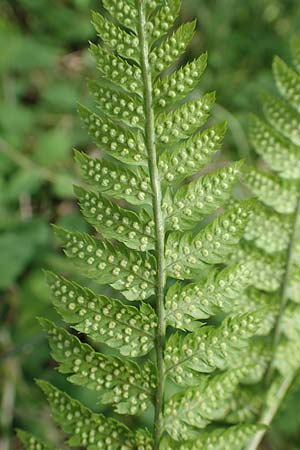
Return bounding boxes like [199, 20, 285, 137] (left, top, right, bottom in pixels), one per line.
[163, 162, 243, 231]
[149, 20, 197, 77]
[249, 114, 300, 179]
[92, 12, 139, 62]
[89, 80, 143, 129]
[90, 43, 143, 95]
[231, 244, 284, 291]
[164, 311, 264, 386]
[158, 121, 227, 185]
[281, 303, 300, 340]
[166, 201, 253, 279]
[102, 0, 138, 32]
[231, 288, 278, 336]
[74, 150, 151, 206]
[46, 272, 157, 357]
[226, 387, 264, 424]
[156, 92, 215, 146]
[147, 0, 181, 45]
[165, 262, 251, 330]
[154, 53, 208, 109]
[54, 226, 156, 301]
[166, 424, 265, 450]
[17, 431, 57, 450]
[291, 36, 300, 73]
[40, 319, 156, 415]
[75, 186, 155, 251]
[244, 168, 298, 214]
[78, 105, 147, 166]
[273, 55, 300, 113]
[26, 0, 264, 447]
[275, 339, 300, 374]
[236, 41, 300, 449]
[230, 341, 271, 384]
[262, 92, 300, 145]
[287, 264, 300, 302]
[244, 203, 292, 253]
[163, 369, 248, 441]
[37, 380, 142, 449]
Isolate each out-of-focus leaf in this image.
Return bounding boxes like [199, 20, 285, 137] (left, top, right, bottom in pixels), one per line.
[6, 169, 43, 200]
[0, 220, 50, 288]
[52, 172, 77, 198]
[42, 82, 79, 113]
[33, 128, 72, 166]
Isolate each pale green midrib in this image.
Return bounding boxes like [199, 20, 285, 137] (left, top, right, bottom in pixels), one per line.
[136, 1, 166, 449]
[245, 192, 300, 450]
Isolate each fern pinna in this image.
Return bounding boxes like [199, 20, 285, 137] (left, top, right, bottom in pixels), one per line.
[18, 1, 265, 449]
[231, 39, 300, 450]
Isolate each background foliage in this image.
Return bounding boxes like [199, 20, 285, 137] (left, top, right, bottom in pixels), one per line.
[1, 1, 300, 449]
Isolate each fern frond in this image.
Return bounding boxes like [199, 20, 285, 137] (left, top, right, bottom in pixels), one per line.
[158, 121, 227, 185]
[156, 92, 215, 146]
[244, 168, 298, 214]
[262, 92, 300, 145]
[37, 380, 146, 449]
[23, 1, 264, 447]
[75, 186, 155, 251]
[273, 56, 300, 113]
[78, 105, 147, 165]
[75, 150, 152, 205]
[163, 161, 243, 231]
[92, 11, 139, 62]
[230, 341, 272, 384]
[90, 43, 143, 94]
[274, 339, 300, 374]
[102, 0, 138, 32]
[166, 201, 253, 279]
[40, 319, 156, 415]
[163, 369, 250, 440]
[54, 226, 156, 300]
[90, 79, 143, 128]
[281, 303, 300, 340]
[150, 20, 197, 77]
[167, 424, 265, 450]
[154, 53, 208, 109]
[165, 262, 251, 330]
[147, 0, 181, 46]
[244, 203, 292, 253]
[46, 271, 156, 356]
[226, 387, 264, 424]
[17, 431, 57, 450]
[249, 115, 300, 179]
[231, 288, 278, 335]
[240, 40, 300, 450]
[231, 244, 284, 291]
[165, 310, 265, 386]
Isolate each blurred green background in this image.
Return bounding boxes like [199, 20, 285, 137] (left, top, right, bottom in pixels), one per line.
[1, 1, 300, 449]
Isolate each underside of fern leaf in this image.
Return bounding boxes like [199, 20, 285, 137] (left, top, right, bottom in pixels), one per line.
[235, 39, 300, 450]
[19, 1, 265, 449]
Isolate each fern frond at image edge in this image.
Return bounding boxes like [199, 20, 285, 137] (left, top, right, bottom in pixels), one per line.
[17, 1, 270, 449]
[234, 37, 300, 450]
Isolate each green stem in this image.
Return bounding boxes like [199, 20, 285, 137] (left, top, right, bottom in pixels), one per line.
[137, 2, 166, 448]
[266, 193, 300, 383]
[244, 373, 295, 450]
